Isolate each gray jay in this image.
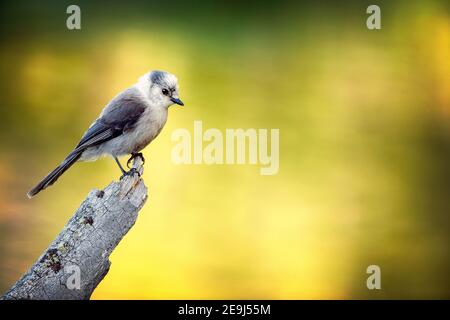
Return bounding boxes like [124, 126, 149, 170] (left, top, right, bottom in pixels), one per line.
[28, 70, 184, 198]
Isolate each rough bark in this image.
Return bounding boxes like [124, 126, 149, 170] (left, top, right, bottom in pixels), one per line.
[2, 157, 147, 300]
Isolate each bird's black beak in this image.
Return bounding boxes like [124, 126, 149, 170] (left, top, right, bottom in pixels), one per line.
[171, 97, 184, 106]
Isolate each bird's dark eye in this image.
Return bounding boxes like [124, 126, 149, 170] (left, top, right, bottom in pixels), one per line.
[162, 88, 169, 96]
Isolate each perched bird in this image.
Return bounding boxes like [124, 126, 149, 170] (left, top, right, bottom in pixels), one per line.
[27, 70, 184, 198]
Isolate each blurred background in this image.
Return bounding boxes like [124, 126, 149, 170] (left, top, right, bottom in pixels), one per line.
[0, 0, 449, 299]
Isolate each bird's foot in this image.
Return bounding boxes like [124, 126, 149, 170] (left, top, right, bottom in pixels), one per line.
[127, 152, 145, 169]
[120, 168, 141, 180]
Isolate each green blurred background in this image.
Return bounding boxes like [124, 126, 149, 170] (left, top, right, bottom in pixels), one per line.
[0, 0, 449, 299]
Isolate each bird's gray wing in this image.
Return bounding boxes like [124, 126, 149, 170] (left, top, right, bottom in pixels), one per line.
[74, 88, 146, 152]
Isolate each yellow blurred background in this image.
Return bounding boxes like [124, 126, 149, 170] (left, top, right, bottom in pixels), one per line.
[0, 0, 449, 299]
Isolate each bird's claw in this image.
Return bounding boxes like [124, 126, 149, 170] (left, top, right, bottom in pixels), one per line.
[120, 168, 141, 180]
[127, 152, 145, 169]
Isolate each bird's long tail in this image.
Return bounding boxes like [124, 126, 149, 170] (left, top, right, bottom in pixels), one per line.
[27, 151, 81, 198]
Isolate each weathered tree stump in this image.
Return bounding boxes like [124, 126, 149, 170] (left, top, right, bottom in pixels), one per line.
[2, 157, 148, 300]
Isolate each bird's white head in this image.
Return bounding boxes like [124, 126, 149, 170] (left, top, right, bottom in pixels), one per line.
[137, 70, 184, 109]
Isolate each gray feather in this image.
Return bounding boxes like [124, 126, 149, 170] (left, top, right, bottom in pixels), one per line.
[27, 151, 81, 198]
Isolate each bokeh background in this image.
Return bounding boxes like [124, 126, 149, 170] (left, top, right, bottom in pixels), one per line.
[0, 0, 449, 299]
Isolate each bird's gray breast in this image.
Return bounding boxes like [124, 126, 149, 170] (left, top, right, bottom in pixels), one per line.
[104, 105, 168, 156]
[125, 106, 168, 153]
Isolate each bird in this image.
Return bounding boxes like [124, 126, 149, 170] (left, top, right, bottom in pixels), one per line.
[27, 70, 184, 198]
